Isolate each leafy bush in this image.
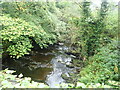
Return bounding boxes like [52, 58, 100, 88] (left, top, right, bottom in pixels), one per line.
[79, 39, 119, 85]
[0, 69, 49, 89]
[1, 15, 56, 58]
[58, 81, 119, 88]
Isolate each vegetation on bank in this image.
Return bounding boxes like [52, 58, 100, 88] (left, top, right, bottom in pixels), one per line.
[0, 69, 49, 89]
[1, 2, 59, 58]
[1, 0, 119, 88]
[79, 39, 119, 88]
[0, 68, 119, 89]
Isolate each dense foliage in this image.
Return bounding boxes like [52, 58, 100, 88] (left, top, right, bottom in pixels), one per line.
[79, 39, 119, 85]
[71, 1, 119, 88]
[70, 1, 118, 59]
[1, 2, 60, 58]
[1, 0, 119, 88]
[1, 14, 56, 58]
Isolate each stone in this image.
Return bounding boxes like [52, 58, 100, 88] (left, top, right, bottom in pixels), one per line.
[66, 64, 74, 68]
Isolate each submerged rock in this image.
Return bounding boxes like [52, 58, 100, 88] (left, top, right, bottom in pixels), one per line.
[61, 73, 70, 80]
[66, 64, 74, 68]
[61, 73, 73, 83]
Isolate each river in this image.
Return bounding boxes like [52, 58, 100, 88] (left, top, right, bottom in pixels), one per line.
[2, 43, 82, 88]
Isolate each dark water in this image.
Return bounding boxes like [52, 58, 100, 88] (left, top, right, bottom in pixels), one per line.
[2, 43, 77, 88]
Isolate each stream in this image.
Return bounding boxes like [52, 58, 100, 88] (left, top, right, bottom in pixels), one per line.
[2, 43, 82, 88]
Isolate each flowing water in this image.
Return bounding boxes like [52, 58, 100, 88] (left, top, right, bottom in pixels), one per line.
[2, 43, 78, 88]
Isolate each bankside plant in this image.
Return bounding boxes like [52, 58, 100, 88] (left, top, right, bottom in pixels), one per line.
[80, 39, 119, 85]
[1, 15, 56, 58]
[0, 69, 49, 88]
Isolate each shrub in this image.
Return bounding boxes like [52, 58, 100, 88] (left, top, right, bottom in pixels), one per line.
[79, 39, 119, 85]
[1, 15, 56, 58]
[0, 69, 49, 88]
